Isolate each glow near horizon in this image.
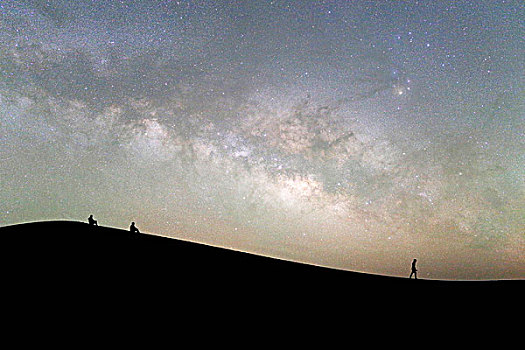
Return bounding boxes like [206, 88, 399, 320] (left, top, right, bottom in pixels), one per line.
[0, 1, 523, 279]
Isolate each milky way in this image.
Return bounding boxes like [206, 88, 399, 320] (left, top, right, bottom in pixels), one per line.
[1, 1, 523, 279]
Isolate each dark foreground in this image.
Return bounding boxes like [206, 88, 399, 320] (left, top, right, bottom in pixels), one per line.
[1, 221, 522, 323]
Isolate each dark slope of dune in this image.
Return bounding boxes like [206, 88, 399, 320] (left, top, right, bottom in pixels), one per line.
[1, 220, 522, 324]
[1, 221, 519, 287]
[2, 220, 407, 288]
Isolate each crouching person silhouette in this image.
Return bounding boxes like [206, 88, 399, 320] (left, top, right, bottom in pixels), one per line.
[130, 221, 140, 234]
[88, 214, 98, 226]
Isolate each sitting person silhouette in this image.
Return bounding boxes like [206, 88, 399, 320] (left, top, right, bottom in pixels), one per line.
[409, 259, 418, 279]
[130, 221, 140, 234]
[88, 214, 98, 226]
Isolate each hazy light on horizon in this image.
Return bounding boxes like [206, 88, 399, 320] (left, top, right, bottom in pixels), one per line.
[0, 0, 523, 279]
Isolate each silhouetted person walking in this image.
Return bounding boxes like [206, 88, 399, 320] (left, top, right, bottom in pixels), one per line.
[409, 259, 418, 279]
[88, 214, 98, 226]
[130, 222, 140, 234]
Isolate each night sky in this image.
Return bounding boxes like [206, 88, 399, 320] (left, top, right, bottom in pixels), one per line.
[1, 0, 523, 279]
